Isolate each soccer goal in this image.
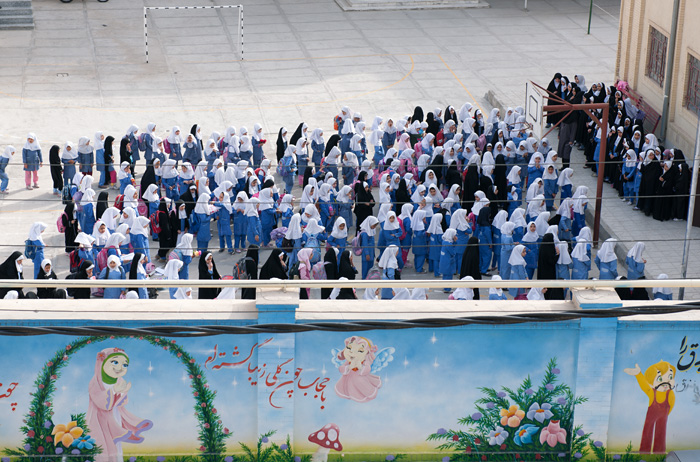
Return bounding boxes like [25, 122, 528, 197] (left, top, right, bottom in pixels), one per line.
[143, 5, 243, 64]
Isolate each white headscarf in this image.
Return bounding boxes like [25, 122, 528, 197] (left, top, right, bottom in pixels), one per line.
[142, 184, 159, 203]
[245, 197, 260, 217]
[509, 208, 527, 228]
[304, 218, 325, 235]
[653, 274, 672, 296]
[377, 203, 392, 223]
[534, 212, 550, 237]
[24, 133, 41, 151]
[571, 241, 590, 262]
[452, 276, 475, 300]
[378, 245, 399, 269]
[360, 216, 379, 237]
[28, 222, 47, 245]
[93, 132, 104, 151]
[92, 220, 110, 246]
[573, 186, 589, 215]
[597, 238, 617, 263]
[627, 242, 645, 264]
[130, 216, 150, 237]
[427, 213, 444, 235]
[383, 211, 400, 231]
[509, 245, 527, 266]
[123, 185, 138, 209]
[557, 242, 572, 265]
[330, 217, 348, 239]
[164, 259, 183, 280]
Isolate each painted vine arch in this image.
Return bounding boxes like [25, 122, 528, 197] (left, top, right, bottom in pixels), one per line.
[6, 335, 230, 462]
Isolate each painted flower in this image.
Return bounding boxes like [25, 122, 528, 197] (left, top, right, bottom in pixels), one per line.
[513, 424, 539, 446]
[294, 458, 301, 462]
[436, 428, 447, 435]
[527, 403, 554, 423]
[524, 388, 534, 395]
[280, 444, 288, 451]
[262, 437, 269, 443]
[574, 453, 582, 459]
[55, 448, 63, 455]
[552, 368, 560, 374]
[52, 421, 84, 447]
[594, 441, 603, 447]
[496, 391, 507, 398]
[557, 397, 567, 405]
[72, 435, 96, 450]
[500, 405, 525, 428]
[545, 384, 554, 391]
[471, 412, 482, 421]
[486, 402, 495, 409]
[225, 457, 233, 462]
[386, 456, 395, 461]
[576, 429, 585, 437]
[442, 457, 450, 462]
[156, 457, 165, 462]
[612, 456, 621, 460]
[539, 420, 567, 448]
[487, 426, 508, 446]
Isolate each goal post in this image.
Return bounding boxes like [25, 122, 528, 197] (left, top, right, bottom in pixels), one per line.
[143, 5, 244, 64]
[525, 81, 545, 140]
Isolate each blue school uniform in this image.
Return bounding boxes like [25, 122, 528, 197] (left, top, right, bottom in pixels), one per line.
[477, 225, 492, 274]
[246, 215, 262, 247]
[512, 226, 524, 244]
[573, 205, 587, 237]
[382, 131, 396, 152]
[527, 166, 544, 187]
[499, 234, 514, 280]
[632, 168, 642, 205]
[99, 265, 125, 299]
[169, 142, 182, 161]
[337, 202, 353, 230]
[558, 217, 572, 243]
[311, 140, 324, 166]
[653, 292, 672, 301]
[252, 138, 264, 168]
[62, 158, 77, 187]
[130, 233, 150, 261]
[195, 213, 212, 251]
[454, 228, 470, 271]
[318, 200, 334, 232]
[280, 208, 294, 229]
[29, 240, 45, 279]
[215, 203, 233, 251]
[543, 179, 558, 210]
[560, 184, 572, 200]
[260, 208, 276, 246]
[412, 229, 427, 272]
[439, 240, 457, 287]
[327, 235, 347, 255]
[132, 270, 149, 299]
[119, 175, 133, 194]
[594, 256, 618, 280]
[127, 133, 140, 163]
[359, 232, 375, 279]
[522, 239, 540, 280]
[399, 217, 412, 259]
[177, 254, 192, 280]
[428, 233, 442, 276]
[0, 157, 9, 191]
[79, 150, 94, 174]
[508, 264, 528, 298]
[381, 226, 402, 251]
[78, 203, 96, 235]
[23, 148, 43, 172]
[140, 133, 154, 164]
[489, 291, 508, 300]
[625, 257, 645, 280]
[380, 267, 396, 300]
[183, 143, 202, 165]
[622, 164, 637, 201]
[572, 256, 590, 280]
[339, 133, 352, 156]
[163, 177, 180, 202]
[491, 225, 502, 272]
[373, 145, 385, 166]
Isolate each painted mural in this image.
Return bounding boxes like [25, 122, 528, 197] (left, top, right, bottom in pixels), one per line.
[607, 327, 700, 460]
[1, 322, 697, 461]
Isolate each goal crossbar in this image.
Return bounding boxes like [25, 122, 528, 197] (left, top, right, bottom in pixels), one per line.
[143, 5, 244, 64]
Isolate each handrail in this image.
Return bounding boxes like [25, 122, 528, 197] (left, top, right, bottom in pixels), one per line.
[0, 278, 693, 290]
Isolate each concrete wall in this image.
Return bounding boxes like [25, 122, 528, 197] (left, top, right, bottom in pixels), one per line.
[0, 294, 698, 461]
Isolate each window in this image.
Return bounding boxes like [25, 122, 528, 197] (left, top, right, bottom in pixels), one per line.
[685, 54, 700, 116]
[646, 26, 668, 86]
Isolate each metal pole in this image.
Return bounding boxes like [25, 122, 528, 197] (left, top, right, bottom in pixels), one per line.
[587, 0, 593, 34]
[659, 0, 681, 141]
[144, 7, 148, 64]
[679, 117, 700, 300]
[593, 109, 609, 246]
[524, 0, 527, 11]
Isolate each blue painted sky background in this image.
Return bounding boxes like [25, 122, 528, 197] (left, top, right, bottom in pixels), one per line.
[0, 327, 581, 454]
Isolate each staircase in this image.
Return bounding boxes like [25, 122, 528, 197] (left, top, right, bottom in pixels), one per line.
[0, 0, 34, 30]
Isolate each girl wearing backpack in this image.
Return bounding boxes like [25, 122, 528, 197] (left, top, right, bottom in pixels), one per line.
[278, 194, 294, 229]
[358, 216, 379, 279]
[78, 187, 96, 235]
[193, 195, 213, 252]
[279, 146, 297, 194]
[302, 218, 326, 264]
[167, 126, 183, 162]
[215, 191, 234, 254]
[27, 222, 47, 278]
[317, 183, 335, 232]
[142, 184, 160, 240]
[99, 255, 126, 299]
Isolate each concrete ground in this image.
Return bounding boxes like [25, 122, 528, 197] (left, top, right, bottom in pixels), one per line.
[3, 0, 692, 300]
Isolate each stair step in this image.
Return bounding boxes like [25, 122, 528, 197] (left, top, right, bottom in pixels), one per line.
[0, 0, 32, 7]
[0, 7, 32, 16]
[0, 14, 33, 24]
[0, 22, 33, 29]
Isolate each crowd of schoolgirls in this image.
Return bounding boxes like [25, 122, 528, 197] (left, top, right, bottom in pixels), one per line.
[0, 90, 679, 300]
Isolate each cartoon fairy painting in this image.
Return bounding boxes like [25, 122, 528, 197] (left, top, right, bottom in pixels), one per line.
[87, 347, 153, 462]
[624, 360, 676, 454]
[331, 336, 394, 403]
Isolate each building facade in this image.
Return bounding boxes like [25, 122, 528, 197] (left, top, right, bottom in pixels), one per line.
[616, 0, 700, 152]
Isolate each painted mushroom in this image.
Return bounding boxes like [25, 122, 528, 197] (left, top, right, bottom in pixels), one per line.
[308, 423, 343, 462]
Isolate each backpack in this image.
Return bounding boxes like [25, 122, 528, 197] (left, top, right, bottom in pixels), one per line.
[189, 212, 201, 234]
[66, 272, 78, 298]
[24, 240, 36, 260]
[150, 211, 161, 234]
[61, 184, 72, 205]
[168, 249, 183, 262]
[73, 190, 84, 213]
[137, 200, 148, 216]
[288, 261, 301, 279]
[57, 212, 67, 233]
[279, 157, 293, 177]
[232, 257, 253, 280]
[114, 194, 125, 211]
[304, 235, 321, 264]
[96, 246, 116, 272]
[351, 233, 362, 256]
[138, 132, 147, 151]
[311, 261, 327, 280]
[367, 266, 381, 280]
[371, 169, 381, 187]
[163, 138, 171, 154]
[69, 249, 82, 273]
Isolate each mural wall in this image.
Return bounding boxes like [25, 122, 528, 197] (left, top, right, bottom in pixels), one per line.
[0, 320, 699, 461]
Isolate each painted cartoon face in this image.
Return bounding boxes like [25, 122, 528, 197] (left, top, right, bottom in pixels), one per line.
[103, 355, 129, 379]
[345, 339, 368, 364]
[654, 369, 675, 392]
